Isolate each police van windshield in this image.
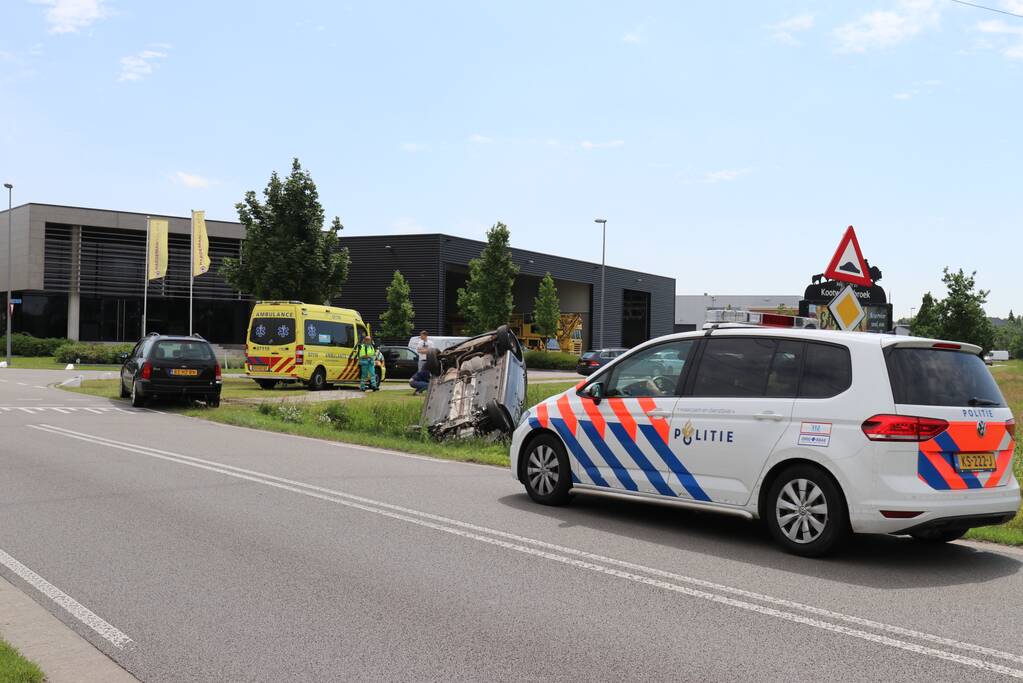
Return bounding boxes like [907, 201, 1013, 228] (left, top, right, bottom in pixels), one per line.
[886, 348, 1006, 407]
[249, 317, 296, 346]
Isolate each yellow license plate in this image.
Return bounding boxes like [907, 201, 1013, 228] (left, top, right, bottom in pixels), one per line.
[956, 453, 996, 472]
[170, 369, 199, 377]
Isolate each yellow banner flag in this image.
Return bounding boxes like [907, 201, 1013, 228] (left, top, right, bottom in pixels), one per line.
[192, 210, 210, 277]
[147, 218, 168, 280]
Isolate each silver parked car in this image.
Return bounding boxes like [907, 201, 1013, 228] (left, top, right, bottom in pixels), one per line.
[421, 325, 527, 440]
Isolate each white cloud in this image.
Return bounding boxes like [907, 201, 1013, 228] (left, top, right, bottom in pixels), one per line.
[1002, 0, 1023, 14]
[622, 27, 643, 44]
[580, 139, 625, 150]
[766, 13, 815, 45]
[975, 18, 1023, 59]
[118, 48, 168, 82]
[468, 133, 492, 144]
[834, 0, 940, 53]
[173, 171, 214, 189]
[33, 0, 109, 34]
[893, 91, 914, 100]
[400, 142, 428, 152]
[704, 168, 752, 183]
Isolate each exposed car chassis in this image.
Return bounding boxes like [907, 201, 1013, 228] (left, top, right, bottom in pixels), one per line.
[421, 325, 528, 440]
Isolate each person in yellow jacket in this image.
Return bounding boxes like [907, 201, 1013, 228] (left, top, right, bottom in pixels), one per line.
[349, 334, 379, 391]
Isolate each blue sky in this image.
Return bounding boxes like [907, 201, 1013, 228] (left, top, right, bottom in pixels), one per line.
[2, 0, 1021, 317]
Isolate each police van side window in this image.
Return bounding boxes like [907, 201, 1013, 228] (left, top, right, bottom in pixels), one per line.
[691, 337, 778, 398]
[799, 343, 852, 398]
[604, 340, 694, 398]
[765, 340, 803, 398]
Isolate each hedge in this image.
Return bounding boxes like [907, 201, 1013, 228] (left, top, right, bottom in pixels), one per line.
[53, 342, 134, 365]
[524, 350, 578, 371]
[0, 333, 69, 357]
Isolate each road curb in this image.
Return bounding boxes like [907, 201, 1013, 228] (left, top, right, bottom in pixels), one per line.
[0, 575, 138, 683]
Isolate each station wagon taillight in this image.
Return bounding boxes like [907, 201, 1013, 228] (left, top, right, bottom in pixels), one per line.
[141, 361, 152, 380]
[215, 363, 222, 380]
[861, 414, 949, 442]
[295, 344, 304, 365]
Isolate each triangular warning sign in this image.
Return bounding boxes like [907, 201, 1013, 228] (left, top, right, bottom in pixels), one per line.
[823, 226, 872, 287]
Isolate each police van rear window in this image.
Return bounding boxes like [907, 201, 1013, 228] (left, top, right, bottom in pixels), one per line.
[249, 317, 296, 345]
[886, 348, 1006, 407]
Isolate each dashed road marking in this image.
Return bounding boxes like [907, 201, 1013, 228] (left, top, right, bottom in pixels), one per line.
[0, 406, 142, 414]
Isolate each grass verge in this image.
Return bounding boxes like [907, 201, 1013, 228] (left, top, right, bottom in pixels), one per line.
[0, 638, 45, 683]
[2, 355, 120, 371]
[61, 379, 579, 467]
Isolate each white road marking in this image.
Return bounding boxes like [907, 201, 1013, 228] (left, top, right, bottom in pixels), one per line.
[0, 547, 133, 649]
[33, 385, 47, 389]
[16, 382, 28, 386]
[28, 423, 1023, 678]
[0, 406, 138, 413]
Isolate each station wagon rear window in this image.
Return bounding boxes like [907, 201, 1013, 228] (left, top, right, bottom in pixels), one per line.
[153, 341, 214, 361]
[249, 317, 296, 345]
[886, 348, 1006, 407]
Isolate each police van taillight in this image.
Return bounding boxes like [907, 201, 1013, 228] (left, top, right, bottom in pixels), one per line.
[861, 414, 948, 442]
[295, 345, 304, 365]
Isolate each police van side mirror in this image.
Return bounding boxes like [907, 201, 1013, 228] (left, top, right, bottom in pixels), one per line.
[580, 382, 604, 404]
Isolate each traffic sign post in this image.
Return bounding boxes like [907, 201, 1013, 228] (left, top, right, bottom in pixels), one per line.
[823, 226, 872, 287]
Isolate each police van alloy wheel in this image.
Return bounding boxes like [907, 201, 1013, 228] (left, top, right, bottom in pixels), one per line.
[910, 527, 968, 543]
[130, 381, 145, 408]
[523, 433, 572, 505]
[765, 464, 848, 557]
[309, 367, 327, 391]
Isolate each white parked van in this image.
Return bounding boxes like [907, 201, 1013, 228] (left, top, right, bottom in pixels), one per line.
[510, 326, 1019, 556]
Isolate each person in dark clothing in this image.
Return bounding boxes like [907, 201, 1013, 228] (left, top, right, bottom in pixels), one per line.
[409, 367, 430, 394]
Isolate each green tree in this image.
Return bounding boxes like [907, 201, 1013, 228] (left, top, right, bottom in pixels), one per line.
[932, 268, 995, 353]
[380, 270, 415, 340]
[456, 222, 519, 333]
[221, 158, 350, 303]
[911, 292, 939, 338]
[532, 272, 561, 350]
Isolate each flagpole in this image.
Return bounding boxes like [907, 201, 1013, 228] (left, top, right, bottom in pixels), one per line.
[189, 210, 194, 335]
[143, 216, 150, 337]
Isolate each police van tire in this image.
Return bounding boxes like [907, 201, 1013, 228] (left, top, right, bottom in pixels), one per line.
[256, 379, 277, 390]
[522, 433, 572, 506]
[764, 464, 849, 558]
[308, 367, 327, 391]
[425, 348, 441, 376]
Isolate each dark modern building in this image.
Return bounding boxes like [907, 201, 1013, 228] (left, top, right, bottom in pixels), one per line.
[0, 204, 675, 349]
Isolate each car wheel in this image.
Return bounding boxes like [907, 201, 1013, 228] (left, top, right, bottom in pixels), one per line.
[425, 348, 441, 376]
[522, 433, 572, 505]
[130, 381, 146, 408]
[207, 395, 221, 408]
[119, 379, 130, 398]
[495, 325, 521, 359]
[485, 399, 515, 434]
[308, 366, 327, 391]
[765, 464, 848, 557]
[256, 379, 277, 390]
[910, 527, 968, 543]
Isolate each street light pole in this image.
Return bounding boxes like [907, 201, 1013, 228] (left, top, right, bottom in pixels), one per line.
[594, 218, 607, 349]
[4, 182, 12, 367]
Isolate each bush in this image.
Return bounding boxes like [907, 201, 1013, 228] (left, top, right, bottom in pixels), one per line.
[53, 342, 134, 365]
[0, 332, 69, 357]
[524, 350, 578, 371]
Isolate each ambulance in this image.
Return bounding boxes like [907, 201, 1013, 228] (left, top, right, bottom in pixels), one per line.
[510, 312, 1019, 557]
[245, 301, 384, 390]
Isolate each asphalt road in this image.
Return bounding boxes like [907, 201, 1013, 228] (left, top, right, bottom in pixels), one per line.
[2, 367, 1023, 682]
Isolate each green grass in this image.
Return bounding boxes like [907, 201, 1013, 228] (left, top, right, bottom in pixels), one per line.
[0, 638, 44, 683]
[3, 355, 120, 371]
[60, 377, 578, 467]
[965, 359, 1023, 545]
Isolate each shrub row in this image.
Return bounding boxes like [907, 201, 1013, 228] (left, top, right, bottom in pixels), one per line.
[53, 342, 134, 364]
[523, 350, 578, 371]
[0, 333, 69, 357]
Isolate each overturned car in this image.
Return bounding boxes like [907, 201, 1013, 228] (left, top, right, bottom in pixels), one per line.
[421, 326, 527, 440]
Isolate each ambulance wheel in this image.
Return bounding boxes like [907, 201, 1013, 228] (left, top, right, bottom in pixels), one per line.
[764, 464, 848, 558]
[425, 348, 441, 376]
[256, 379, 277, 390]
[522, 433, 572, 506]
[910, 527, 968, 543]
[308, 367, 327, 391]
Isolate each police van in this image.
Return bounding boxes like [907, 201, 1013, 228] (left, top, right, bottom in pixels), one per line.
[510, 317, 1019, 556]
[245, 301, 383, 390]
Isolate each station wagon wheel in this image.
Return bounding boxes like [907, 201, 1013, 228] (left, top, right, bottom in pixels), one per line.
[765, 464, 848, 557]
[522, 433, 572, 505]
